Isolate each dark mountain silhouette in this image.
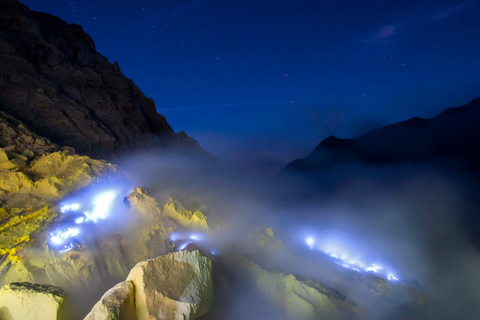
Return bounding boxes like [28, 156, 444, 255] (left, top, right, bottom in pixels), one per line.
[0, 0, 210, 160]
[282, 97, 480, 174]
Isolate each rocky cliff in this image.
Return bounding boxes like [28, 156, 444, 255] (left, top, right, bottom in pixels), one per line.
[0, 0, 207, 160]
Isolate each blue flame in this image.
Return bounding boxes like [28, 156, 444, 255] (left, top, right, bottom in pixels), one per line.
[304, 235, 400, 282]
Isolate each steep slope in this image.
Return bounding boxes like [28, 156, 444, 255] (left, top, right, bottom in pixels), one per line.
[282, 97, 480, 174]
[0, 0, 206, 160]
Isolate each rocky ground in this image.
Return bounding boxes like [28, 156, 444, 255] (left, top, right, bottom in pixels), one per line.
[0, 110, 429, 319]
[0, 1, 431, 319]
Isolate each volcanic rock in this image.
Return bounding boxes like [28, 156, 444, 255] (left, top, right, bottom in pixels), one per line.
[0, 150, 116, 207]
[229, 254, 360, 319]
[0, 148, 8, 163]
[0, 282, 67, 320]
[83, 281, 135, 320]
[0, 111, 59, 158]
[126, 250, 214, 320]
[122, 187, 176, 262]
[250, 227, 283, 252]
[163, 198, 209, 231]
[0, 0, 209, 160]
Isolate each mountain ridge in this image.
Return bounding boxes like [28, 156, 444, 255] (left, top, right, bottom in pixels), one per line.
[282, 97, 480, 174]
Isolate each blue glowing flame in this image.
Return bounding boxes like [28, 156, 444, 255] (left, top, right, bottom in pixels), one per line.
[305, 236, 316, 248]
[170, 231, 209, 252]
[84, 191, 117, 222]
[189, 233, 203, 241]
[51, 187, 121, 251]
[178, 242, 190, 250]
[304, 235, 400, 282]
[60, 203, 81, 213]
[50, 227, 80, 245]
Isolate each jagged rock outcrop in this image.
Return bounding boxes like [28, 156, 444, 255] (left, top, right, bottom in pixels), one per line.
[0, 0, 209, 160]
[227, 254, 360, 320]
[250, 227, 283, 252]
[125, 250, 214, 320]
[0, 110, 60, 157]
[0, 282, 67, 320]
[83, 281, 135, 320]
[282, 97, 480, 174]
[0, 149, 117, 208]
[163, 198, 209, 231]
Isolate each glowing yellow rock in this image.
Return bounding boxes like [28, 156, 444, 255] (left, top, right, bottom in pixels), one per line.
[124, 187, 162, 218]
[0, 151, 116, 207]
[163, 199, 209, 231]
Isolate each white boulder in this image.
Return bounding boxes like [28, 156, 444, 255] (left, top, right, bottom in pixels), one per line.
[83, 281, 135, 320]
[0, 282, 66, 320]
[126, 250, 214, 320]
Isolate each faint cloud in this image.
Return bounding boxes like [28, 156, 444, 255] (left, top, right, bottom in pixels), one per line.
[360, 24, 401, 44]
[346, 23, 404, 62]
[432, 2, 470, 20]
[433, 7, 460, 20]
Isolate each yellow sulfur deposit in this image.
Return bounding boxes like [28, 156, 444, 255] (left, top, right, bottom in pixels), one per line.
[0, 151, 117, 208]
[0, 206, 55, 264]
[163, 199, 209, 231]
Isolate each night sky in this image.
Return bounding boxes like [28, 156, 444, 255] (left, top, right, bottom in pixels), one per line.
[21, 0, 480, 174]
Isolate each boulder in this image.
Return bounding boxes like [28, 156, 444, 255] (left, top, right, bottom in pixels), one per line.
[126, 250, 214, 320]
[6, 150, 28, 161]
[0, 158, 27, 170]
[0, 282, 66, 320]
[83, 281, 135, 320]
[22, 149, 35, 159]
[0, 147, 9, 163]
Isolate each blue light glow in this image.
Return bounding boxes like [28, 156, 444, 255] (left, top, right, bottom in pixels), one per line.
[60, 203, 81, 213]
[304, 235, 400, 282]
[189, 233, 203, 241]
[75, 217, 85, 224]
[170, 232, 179, 241]
[84, 191, 117, 222]
[388, 273, 399, 281]
[305, 236, 316, 248]
[178, 242, 190, 250]
[50, 227, 80, 245]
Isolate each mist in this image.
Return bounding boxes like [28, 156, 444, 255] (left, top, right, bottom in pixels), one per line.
[29, 150, 480, 319]
[112, 151, 480, 319]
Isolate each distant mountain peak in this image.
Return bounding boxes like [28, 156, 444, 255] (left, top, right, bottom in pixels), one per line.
[282, 97, 480, 174]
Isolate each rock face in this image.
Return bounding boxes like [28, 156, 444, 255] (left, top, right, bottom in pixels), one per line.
[0, 0, 207, 160]
[126, 250, 214, 320]
[163, 199, 209, 231]
[0, 282, 66, 320]
[83, 281, 135, 320]
[0, 149, 117, 208]
[282, 97, 480, 174]
[229, 255, 359, 320]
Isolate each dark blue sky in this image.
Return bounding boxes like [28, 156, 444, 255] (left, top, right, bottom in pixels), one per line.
[22, 0, 480, 174]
